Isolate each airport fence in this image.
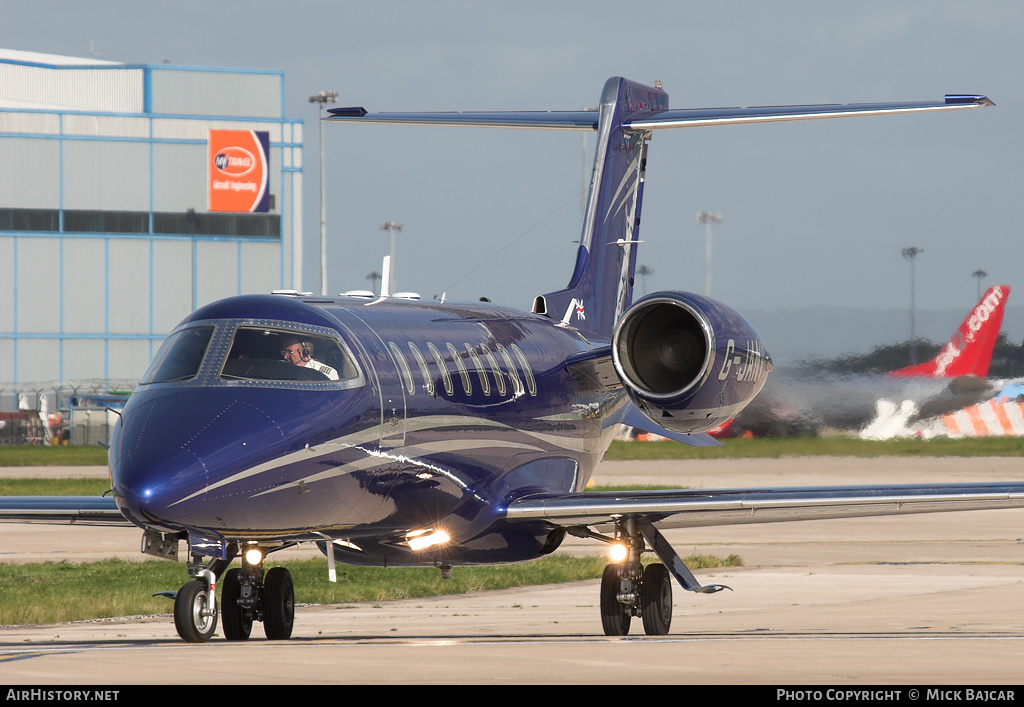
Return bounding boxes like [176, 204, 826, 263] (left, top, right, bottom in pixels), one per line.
[0, 380, 135, 446]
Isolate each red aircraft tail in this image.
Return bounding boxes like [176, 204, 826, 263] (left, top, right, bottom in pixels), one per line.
[890, 285, 1009, 378]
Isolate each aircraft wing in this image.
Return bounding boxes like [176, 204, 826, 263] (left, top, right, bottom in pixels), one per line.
[505, 481, 1024, 530]
[0, 495, 131, 526]
[328, 95, 993, 132]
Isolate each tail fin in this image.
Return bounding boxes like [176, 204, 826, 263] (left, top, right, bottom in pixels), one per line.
[326, 80, 992, 338]
[536, 77, 667, 336]
[890, 285, 1009, 378]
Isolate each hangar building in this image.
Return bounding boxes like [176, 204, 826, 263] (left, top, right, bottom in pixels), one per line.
[0, 49, 304, 387]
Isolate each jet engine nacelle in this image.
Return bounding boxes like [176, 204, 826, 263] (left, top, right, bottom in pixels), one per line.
[611, 291, 772, 434]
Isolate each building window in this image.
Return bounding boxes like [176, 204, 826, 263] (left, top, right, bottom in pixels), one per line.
[0, 207, 280, 239]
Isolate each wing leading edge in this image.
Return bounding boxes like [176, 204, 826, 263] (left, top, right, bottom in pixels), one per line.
[0, 495, 130, 526]
[506, 481, 1024, 530]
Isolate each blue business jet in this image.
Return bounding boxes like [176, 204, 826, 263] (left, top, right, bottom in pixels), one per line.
[4, 78, 1017, 642]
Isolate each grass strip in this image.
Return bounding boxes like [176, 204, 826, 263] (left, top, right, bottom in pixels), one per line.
[3, 437, 1023, 470]
[0, 553, 742, 626]
[0, 445, 108, 466]
[604, 437, 1024, 460]
[0, 478, 111, 496]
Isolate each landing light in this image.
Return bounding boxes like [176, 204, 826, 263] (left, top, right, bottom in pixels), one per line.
[609, 542, 628, 563]
[406, 529, 450, 551]
[244, 547, 264, 565]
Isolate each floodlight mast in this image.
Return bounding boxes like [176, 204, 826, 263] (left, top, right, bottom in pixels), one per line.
[636, 264, 653, 296]
[309, 90, 338, 296]
[902, 246, 924, 364]
[972, 269, 987, 301]
[380, 221, 404, 291]
[696, 211, 723, 296]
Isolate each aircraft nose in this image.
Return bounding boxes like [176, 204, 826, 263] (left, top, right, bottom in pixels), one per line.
[109, 388, 290, 530]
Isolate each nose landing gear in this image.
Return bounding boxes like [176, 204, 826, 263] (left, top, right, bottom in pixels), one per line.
[173, 570, 219, 643]
[171, 545, 295, 643]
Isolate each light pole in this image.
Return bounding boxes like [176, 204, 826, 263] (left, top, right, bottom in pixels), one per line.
[366, 270, 381, 295]
[972, 269, 987, 301]
[380, 221, 404, 290]
[309, 90, 338, 296]
[636, 264, 653, 296]
[902, 247, 924, 364]
[696, 211, 723, 296]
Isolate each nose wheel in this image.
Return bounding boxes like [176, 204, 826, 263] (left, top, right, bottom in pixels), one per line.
[171, 547, 295, 642]
[173, 576, 218, 642]
[263, 567, 295, 640]
[221, 568, 253, 640]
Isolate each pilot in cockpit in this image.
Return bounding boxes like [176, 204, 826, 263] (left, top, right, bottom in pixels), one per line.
[280, 336, 340, 380]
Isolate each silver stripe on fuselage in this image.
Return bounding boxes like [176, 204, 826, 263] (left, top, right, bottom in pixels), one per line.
[167, 413, 594, 506]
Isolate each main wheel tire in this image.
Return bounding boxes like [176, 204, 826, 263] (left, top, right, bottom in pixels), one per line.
[600, 564, 631, 636]
[174, 579, 217, 643]
[263, 567, 295, 640]
[221, 568, 252, 641]
[641, 563, 673, 636]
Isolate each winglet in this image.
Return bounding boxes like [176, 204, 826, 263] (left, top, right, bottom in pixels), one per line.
[945, 94, 995, 107]
[328, 106, 368, 117]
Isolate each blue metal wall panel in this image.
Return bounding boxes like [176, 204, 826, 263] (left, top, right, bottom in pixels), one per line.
[0, 56, 301, 387]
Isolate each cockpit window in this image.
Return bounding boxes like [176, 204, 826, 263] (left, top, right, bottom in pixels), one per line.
[141, 326, 215, 384]
[220, 326, 359, 383]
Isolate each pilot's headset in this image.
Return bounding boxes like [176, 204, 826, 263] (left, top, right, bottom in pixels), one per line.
[299, 340, 312, 361]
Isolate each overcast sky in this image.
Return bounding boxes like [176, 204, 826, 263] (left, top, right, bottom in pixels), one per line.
[4, 2, 1023, 348]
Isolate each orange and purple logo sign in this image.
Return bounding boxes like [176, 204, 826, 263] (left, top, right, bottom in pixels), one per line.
[208, 130, 270, 212]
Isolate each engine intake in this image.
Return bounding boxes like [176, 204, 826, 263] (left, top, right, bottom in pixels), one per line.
[612, 292, 770, 433]
[613, 297, 712, 399]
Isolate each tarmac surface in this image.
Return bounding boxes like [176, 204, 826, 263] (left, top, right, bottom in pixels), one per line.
[1, 457, 1023, 685]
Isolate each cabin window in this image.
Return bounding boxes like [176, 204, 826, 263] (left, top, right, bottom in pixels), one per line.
[220, 326, 358, 383]
[479, 345, 506, 396]
[512, 344, 537, 396]
[497, 344, 524, 396]
[408, 343, 434, 396]
[389, 342, 416, 395]
[428, 342, 454, 396]
[464, 344, 490, 396]
[141, 325, 214, 384]
[447, 343, 472, 396]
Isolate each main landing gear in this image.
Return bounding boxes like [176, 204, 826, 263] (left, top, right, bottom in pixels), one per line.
[590, 517, 729, 636]
[168, 544, 294, 643]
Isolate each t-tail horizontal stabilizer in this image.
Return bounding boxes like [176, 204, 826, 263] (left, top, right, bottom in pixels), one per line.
[327, 81, 991, 338]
